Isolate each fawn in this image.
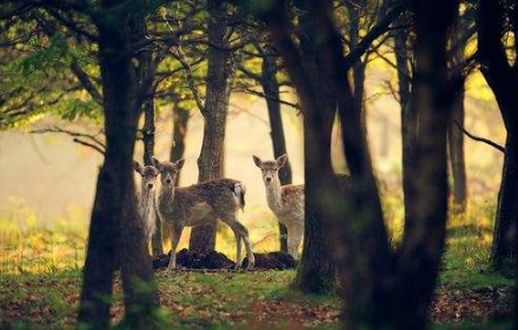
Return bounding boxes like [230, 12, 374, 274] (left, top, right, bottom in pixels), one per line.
[253, 154, 304, 259]
[134, 161, 160, 252]
[152, 157, 255, 270]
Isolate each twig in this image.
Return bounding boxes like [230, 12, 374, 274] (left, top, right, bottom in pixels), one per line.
[454, 120, 505, 153]
[30, 126, 106, 153]
[72, 138, 105, 155]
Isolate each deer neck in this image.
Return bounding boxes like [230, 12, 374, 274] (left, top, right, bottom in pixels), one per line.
[158, 184, 175, 204]
[265, 177, 283, 213]
[138, 186, 155, 217]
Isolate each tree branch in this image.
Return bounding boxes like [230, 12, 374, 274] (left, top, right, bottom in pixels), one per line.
[70, 60, 103, 104]
[454, 120, 505, 153]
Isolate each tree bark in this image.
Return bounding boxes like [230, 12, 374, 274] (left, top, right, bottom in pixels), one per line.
[477, 0, 518, 272]
[170, 102, 189, 169]
[142, 99, 163, 257]
[260, 45, 292, 253]
[189, 0, 234, 254]
[448, 83, 467, 212]
[78, 5, 158, 328]
[260, 0, 455, 326]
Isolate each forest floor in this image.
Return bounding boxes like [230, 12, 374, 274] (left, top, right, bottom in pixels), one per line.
[0, 199, 515, 329]
[0, 263, 514, 329]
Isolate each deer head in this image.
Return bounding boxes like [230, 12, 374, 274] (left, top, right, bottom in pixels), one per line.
[134, 161, 160, 191]
[252, 154, 287, 186]
[152, 157, 185, 187]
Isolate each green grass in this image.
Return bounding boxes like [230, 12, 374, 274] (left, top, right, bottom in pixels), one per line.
[0, 195, 515, 329]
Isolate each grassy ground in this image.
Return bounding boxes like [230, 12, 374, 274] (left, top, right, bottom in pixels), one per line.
[0, 195, 515, 329]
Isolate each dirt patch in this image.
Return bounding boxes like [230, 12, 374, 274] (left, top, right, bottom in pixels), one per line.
[431, 286, 513, 322]
[153, 249, 297, 270]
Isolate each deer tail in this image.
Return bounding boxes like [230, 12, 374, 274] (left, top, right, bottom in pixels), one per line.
[233, 183, 246, 211]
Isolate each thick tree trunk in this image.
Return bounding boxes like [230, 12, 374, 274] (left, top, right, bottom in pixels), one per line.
[292, 108, 336, 294]
[477, 0, 518, 272]
[79, 7, 158, 328]
[491, 135, 518, 271]
[260, 46, 292, 253]
[448, 84, 467, 212]
[189, 0, 234, 254]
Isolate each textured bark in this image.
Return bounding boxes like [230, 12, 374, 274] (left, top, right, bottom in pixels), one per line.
[448, 84, 467, 212]
[170, 102, 189, 170]
[78, 5, 158, 328]
[189, 0, 234, 254]
[260, 0, 455, 327]
[477, 0, 518, 272]
[395, 27, 420, 228]
[260, 46, 292, 253]
[142, 99, 163, 257]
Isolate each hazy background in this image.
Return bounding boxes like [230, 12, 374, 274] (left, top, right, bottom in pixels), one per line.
[0, 66, 506, 248]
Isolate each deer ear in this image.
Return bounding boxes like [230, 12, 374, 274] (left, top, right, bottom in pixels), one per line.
[175, 158, 185, 169]
[151, 157, 162, 170]
[276, 154, 288, 168]
[133, 161, 143, 174]
[252, 155, 262, 168]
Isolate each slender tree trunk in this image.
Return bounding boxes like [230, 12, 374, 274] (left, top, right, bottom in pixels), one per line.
[189, 0, 234, 254]
[142, 100, 163, 257]
[79, 6, 158, 328]
[448, 83, 467, 212]
[260, 46, 292, 253]
[395, 28, 420, 227]
[142, 100, 155, 167]
[170, 103, 189, 167]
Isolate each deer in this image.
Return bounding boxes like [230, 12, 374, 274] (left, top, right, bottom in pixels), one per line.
[133, 161, 160, 254]
[152, 157, 255, 271]
[253, 154, 304, 259]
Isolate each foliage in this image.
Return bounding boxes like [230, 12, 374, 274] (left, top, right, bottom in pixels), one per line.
[0, 30, 101, 129]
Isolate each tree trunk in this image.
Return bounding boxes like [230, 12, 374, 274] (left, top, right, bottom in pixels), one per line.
[477, 0, 518, 272]
[78, 6, 158, 328]
[170, 102, 189, 168]
[260, 45, 292, 253]
[448, 84, 467, 212]
[189, 0, 234, 254]
[394, 27, 420, 228]
[491, 135, 518, 271]
[142, 99, 163, 257]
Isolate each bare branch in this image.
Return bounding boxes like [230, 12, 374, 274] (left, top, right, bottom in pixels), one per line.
[454, 120, 505, 153]
[30, 126, 105, 149]
[72, 138, 105, 155]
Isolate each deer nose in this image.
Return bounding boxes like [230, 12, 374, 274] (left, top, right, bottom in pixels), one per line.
[147, 183, 154, 189]
[265, 177, 272, 183]
[165, 178, 172, 184]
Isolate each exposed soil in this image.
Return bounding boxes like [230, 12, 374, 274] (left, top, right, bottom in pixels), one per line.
[152, 249, 297, 270]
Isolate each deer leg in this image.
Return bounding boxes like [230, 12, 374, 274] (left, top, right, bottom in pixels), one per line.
[168, 223, 184, 271]
[225, 217, 254, 270]
[230, 228, 243, 270]
[286, 223, 302, 260]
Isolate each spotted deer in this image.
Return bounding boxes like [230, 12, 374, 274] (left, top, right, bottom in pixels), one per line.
[253, 154, 304, 259]
[133, 161, 160, 253]
[152, 157, 255, 270]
